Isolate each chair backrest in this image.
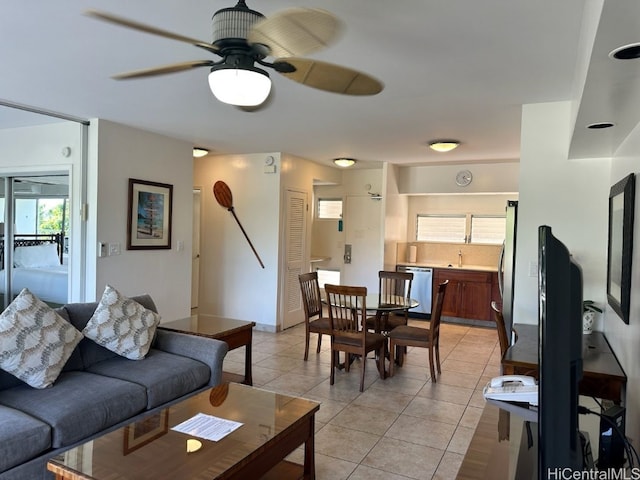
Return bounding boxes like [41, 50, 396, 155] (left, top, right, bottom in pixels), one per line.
[324, 284, 367, 342]
[299, 272, 323, 320]
[491, 300, 510, 358]
[429, 280, 449, 343]
[378, 270, 413, 304]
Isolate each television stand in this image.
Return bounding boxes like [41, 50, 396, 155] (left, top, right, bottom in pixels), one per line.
[501, 324, 626, 404]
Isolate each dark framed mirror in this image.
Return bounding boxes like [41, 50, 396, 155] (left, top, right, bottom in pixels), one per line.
[607, 173, 635, 324]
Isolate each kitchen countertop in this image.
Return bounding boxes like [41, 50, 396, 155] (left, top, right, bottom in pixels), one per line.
[396, 262, 498, 272]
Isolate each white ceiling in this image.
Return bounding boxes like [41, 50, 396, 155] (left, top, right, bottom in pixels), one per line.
[0, 1, 637, 169]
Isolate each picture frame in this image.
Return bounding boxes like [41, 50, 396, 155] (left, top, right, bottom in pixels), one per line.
[123, 409, 169, 455]
[127, 178, 173, 250]
[606, 173, 635, 324]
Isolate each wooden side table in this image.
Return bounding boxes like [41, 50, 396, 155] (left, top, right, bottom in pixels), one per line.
[160, 315, 256, 385]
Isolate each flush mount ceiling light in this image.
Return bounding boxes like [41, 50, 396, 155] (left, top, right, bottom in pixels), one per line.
[193, 147, 209, 157]
[428, 140, 460, 153]
[333, 158, 357, 168]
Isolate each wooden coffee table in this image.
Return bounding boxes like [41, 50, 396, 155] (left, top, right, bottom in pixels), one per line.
[160, 315, 256, 385]
[47, 383, 320, 480]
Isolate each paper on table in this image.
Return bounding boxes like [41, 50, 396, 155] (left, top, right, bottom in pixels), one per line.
[172, 413, 243, 441]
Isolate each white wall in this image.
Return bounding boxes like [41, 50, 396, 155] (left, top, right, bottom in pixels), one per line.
[514, 102, 610, 325]
[383, 163, 408, 270]
[398, 162, 519, 194]
[604, 122, 640, 444]
[193, 153, 279, 329]
[90, 120, 194, 321]
[194, 152, 337, 331]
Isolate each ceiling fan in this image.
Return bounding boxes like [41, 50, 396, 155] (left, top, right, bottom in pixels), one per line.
[86, 1, 384, 108]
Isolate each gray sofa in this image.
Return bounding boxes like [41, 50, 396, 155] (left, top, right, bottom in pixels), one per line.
[0, 295, 228, 480]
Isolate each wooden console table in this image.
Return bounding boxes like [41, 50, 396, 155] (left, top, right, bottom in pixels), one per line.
[502, 324, 626, 404]
[160, 315, 256, 386]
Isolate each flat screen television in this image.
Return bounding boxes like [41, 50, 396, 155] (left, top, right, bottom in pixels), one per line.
[538, 225, 584, 475]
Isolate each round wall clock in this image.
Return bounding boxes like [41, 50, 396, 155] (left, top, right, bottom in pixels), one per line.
[455, 169, 473, 187]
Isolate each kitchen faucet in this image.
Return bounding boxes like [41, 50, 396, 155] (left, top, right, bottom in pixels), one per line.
[458, 249, 463, 267]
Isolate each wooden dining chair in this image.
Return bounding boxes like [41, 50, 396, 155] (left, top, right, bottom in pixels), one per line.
[490, 301, 510, 360]
[298, 272, 331, 361]
[388, 280, 449, 381]
[365, 270, 414, 333]
[324, 284, 386, 392]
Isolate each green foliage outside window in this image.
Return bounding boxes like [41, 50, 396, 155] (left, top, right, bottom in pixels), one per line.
[38, 199, 69, 234]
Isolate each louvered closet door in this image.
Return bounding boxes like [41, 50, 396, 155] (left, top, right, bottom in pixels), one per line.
[282, 189, 307, 329]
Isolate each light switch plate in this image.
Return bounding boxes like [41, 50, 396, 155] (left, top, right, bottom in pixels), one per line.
[109, 243, 121, 256]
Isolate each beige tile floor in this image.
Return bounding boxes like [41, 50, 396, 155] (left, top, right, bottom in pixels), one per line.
[222, 320, 502, 480]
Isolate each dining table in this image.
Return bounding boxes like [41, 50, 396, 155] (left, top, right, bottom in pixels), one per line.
[364, 293, 420, 333]
[322, 290, 420, 373]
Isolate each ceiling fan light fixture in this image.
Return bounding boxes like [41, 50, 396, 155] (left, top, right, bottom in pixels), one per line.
[193, 147, 209, 158]
[208, 65, 271, 106]
[428, 140, 460, 153]
[333, 158, 356, 168]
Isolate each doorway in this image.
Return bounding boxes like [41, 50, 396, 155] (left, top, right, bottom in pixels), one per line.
[191, 188, 201, 312]
[0, 174, 70, 309]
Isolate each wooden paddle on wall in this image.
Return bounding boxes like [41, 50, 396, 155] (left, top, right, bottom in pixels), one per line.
[213, 181, 265, 269]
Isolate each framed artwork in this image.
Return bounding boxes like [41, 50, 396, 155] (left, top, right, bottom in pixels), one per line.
[606, 173, 635, 324]
[123, 409, 169, 455]
[127, 178, 173, 250]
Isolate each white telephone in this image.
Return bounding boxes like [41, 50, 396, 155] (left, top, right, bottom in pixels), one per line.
[483, 375, 538, 406]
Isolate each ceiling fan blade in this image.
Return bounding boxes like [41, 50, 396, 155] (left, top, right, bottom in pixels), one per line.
[277, 58, 384, 96]
[247, 8, 342, 58]
[85, 10, 219, 54]
[113, 60, 215, 80]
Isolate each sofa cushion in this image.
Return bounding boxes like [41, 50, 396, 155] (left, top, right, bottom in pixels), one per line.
[0, 371, 147, 448]
[0, 289, 83, 389]
[64, 294, 159, 368]
[83, 285, 160, 361]
[0, 404, 51, 473]
[86, 349, 210, 409]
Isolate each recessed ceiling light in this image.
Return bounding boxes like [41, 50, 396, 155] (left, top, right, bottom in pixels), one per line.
[609, 43, 640, 60]
[193, 147, 209, 158]
[587, 122, 615, 130]
[333, 158, 357, 168]
[428, 140, 460, 152]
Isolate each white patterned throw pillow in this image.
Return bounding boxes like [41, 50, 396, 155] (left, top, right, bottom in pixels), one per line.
[83, 285, 160, 360]
[0, 288, 83, 389]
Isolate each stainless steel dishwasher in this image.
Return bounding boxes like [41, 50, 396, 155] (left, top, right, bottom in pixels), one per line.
[396, 265, 433, 315]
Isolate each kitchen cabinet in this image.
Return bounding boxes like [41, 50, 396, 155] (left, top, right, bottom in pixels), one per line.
[433, 268, 498, 321]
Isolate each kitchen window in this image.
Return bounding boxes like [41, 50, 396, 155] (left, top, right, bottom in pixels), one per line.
[317, 198, 342, 219]
[470, 215, 506, 244]
[417, 214, 505, 244]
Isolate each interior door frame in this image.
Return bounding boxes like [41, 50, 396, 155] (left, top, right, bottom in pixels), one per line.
[191, 187, 202, 311]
